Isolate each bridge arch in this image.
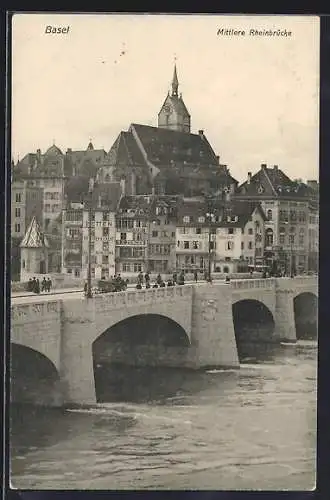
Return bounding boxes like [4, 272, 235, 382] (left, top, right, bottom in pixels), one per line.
[11, 343, 62, 406]
[92, 314, 191, 401]
[232, 299, 275, 360]
[293, 292, 318, 340]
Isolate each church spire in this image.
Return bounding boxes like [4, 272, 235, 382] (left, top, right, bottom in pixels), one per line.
[171, 64, 179, 97]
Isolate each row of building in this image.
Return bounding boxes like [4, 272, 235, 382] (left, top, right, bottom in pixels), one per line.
[12, 64, 319, 281]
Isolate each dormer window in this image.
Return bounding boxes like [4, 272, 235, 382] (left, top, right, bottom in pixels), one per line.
[198, 216, 205, 223]
[183, 216, 190, 223]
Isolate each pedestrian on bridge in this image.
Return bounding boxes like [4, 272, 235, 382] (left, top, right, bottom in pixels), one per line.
[194, 270, 198, 283]
[41, 277, 47, 292]
[47, 277, 52, 292]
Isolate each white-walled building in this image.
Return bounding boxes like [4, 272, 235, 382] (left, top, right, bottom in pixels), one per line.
[61, 182, 122, 280]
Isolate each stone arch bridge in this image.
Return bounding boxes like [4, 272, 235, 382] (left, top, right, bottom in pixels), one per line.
[10, 277, 318, 406]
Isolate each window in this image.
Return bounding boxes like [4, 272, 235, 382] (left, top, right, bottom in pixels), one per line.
[152, 230, 158, 237]
[192, 241, 199, 249]
[248, 241, 253, 249]
[15, 193, 21, 202]
[265, 228, 274, 246]
[15, 223, 20, 233]
[289, 234, 295, 245]
[103, 212, 109, 221]
[15, 208, 21, 217]
[228, 227, 234, 235]
[241, 242, 244, 250]
[279, 234, 285, 244]
[248, 228, 253, 235]
[177, 240, 180, 248]
[103, 227, 109, 236]
[102, 255, 109, 265]
[196, 227, 201, 234]
[210, 241, 216, 250]
[198, 216, 205, 223]
[133, 263, 142, 272]
[120, 232, 126, 241]
[299, 228, 305, 245]
[267, 209, 272, 221]
[184, 241, 189, 249]
[183, 216, 190, 223]
[122, 263, 131, 272]
[171, 232, 175, 237]
[226, 241, 234, 250]
[161, 231, 168, 238]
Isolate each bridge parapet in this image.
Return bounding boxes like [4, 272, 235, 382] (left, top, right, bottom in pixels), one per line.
[231, 278, 276, 291]
[93, 284, 193, 313]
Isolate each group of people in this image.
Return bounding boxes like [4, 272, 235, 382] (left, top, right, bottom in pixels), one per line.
[27, 276, 52, 294]
[135, 271, 186, 290]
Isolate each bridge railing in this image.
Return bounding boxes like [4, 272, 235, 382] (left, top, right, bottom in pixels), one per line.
[94, 284, 193, 308]
[231, 278, 276, 290]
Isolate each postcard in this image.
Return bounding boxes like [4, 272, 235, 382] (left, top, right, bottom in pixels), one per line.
[10, 13, 319, 490]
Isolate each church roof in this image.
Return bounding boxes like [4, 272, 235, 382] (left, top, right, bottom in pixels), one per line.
[20, 216, 49, 248]
[129, 123, 219, 167]
[106, 131, 145, 167]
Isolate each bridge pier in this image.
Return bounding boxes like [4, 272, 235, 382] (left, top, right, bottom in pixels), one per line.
[191, 284, 239, 368]
[60, 300, 97, 406]
[274, 287, 296, 342]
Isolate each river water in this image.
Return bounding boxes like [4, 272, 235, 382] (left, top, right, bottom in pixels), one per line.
[10, 340, 317, 491]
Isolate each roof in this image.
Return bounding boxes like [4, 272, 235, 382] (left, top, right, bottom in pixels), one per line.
[20, 216, 49, 248]
[129, 123, 219, 166]
[105, 131, 145, 167]
[45, 144, 63, 156]
[219, 201, 267, 228]
[237, 165, 315, 199]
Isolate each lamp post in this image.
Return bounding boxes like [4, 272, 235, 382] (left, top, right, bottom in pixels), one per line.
[86, 179, 94, 298]
[206, 203, 215, 282]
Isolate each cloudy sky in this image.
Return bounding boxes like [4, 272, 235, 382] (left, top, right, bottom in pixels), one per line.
[12, 14, 319, 183]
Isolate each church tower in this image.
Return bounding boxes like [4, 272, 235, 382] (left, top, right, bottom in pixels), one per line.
[158, 64, 191, 133]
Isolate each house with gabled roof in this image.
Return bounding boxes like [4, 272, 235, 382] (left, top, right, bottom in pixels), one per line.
[235, 163, 317, 273]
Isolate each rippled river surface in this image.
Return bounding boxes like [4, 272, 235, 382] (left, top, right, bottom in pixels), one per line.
[10, 341, 317, 490]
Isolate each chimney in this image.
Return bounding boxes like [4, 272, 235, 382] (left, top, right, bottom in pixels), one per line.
[120, 177, 126, 196]
[216, 155, 220, 164]
[273, 165, 278, 171]
[66, 148, 72, 154]
[261, 163, 267, 169]
[36, 149, 41, 162]
[198, 130, 204, 138]
[247, 172, 252, 184]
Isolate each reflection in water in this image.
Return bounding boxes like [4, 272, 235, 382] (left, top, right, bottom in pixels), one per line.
[10, 341, 317, 490]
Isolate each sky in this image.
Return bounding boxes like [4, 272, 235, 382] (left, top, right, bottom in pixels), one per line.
[12, 14, 319, 183]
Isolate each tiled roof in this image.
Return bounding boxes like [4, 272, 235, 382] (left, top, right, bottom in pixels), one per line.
[20, 216, 49, 248]
[90, 182, 122, 211]
[238, 166, 315, 199]
[106, 132, 145, 167]
[45, 144, 63, 156]
[130, 123, 219, 166]
[219, 201, 266, 228]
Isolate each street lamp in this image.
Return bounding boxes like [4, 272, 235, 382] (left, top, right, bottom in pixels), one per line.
[85, 178, 94, 299]
[206, 205, 215, 282]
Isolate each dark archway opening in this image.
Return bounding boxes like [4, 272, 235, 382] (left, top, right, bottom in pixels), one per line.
[10, 343, 61, 407]
[232, 300, 275, 362]
[294, 293, 318, 340]
[92, 314, 190, 403]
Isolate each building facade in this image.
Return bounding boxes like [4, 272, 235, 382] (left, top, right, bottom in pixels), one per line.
[235, 164, 317, 274]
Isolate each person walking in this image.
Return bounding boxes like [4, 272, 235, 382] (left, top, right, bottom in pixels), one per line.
[27, 278, 33, 292]
[193, 270, 198, 283]
[145, 272, 150, 286]
[41, 277, 47, 292]
[31, 277, 37, 293]
[35, 278, 40, 294]
[47, 277, 52, 292]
